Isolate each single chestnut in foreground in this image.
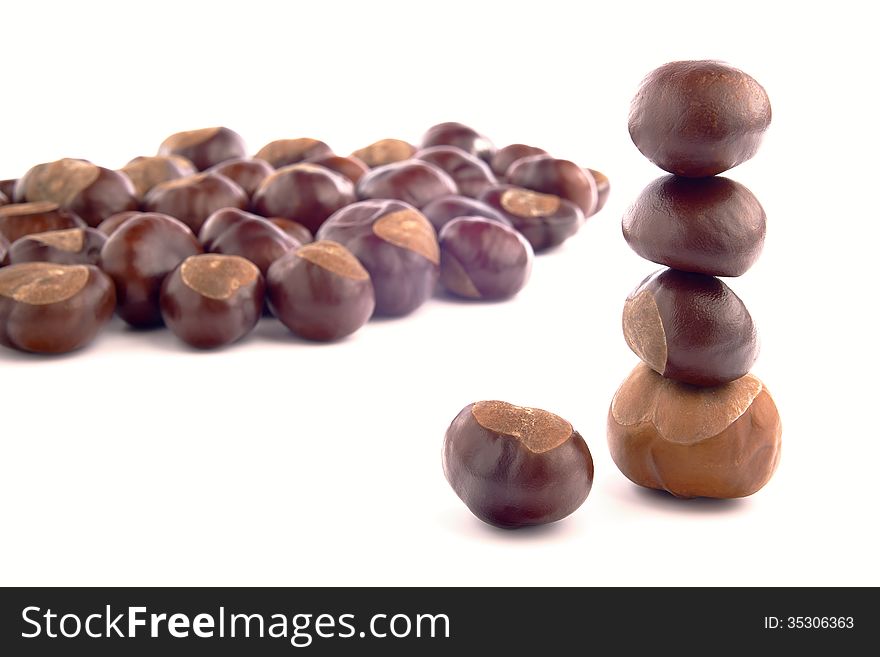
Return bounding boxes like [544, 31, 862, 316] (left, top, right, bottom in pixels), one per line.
[207, 158, 274, 198]
[351, 139, 416, 168]
[160, 254, 264, 349]
[507, 155, 598, 216]
[415, 146, 497, 198]
[8, 228, 106, 266]
[480, 185, 583, 252]
[623, 269, 758, 386]
[491, 144, 548, 178]
[158, 127, 247, 171]
[421, 122, 495, 163]
[100, 213, 202, 327]
[628, 60, 772, 177]
[421, 195, 512, 234]
[267, 241, 375, 341]
[317, 200, 439, 317]
[201, 208, 300, 275]
[623, 175, 766, 277]
[143, 172, 248, 234]
[608, 364, 781, 499]
[15, 159, 138, 226]
[443, 400, 594, 528]
[439, 217, 533, 300]
[0, 262, 115, 353]
[0, 202, 85, 243]
[356, 160, 457, 209]
[120, 155, 197, 199]
[252, 163, 355, 234]
[254, 138, 332, 169]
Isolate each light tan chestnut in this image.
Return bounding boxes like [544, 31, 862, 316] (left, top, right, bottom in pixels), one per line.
[607, 364, 782, 499]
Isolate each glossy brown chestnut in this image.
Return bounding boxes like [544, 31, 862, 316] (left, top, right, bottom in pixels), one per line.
[207, 158, 274, 198]
[160, 254, 264, 349]
[356, 160, 457, 209]
[479, 185, 583, 252]
[8, 228, 106, 266]
[0, 202, 86, 243]
[587, 168, 610, 215]
[350, 138, 416, 168]
[415, 146, 497, 198]
[421, 122, 495, 163]
[96, 211, 143, 237]
[623, 175, 766, 277]
[158, 127, 247, 171]
[490, 144, 548, 178]
[306, 154, 369, 184]
[608, 364, 782, 499]
[252, 163, 355, 234]
[267, 241, 375, 341]
[142, 172, 248, 234]
[267, 218, 313, 245]
[120, 155, 197, 199]
[317, 199, 439, 317]
[100, 213, 202, 327]
[201, 209, 300, 276]
[421, 195, 512, 234]
[443, 400, 594, 528]
[0, 262, 115, 353]
[439, 217, 533, 300]
[629, 61, 772, 177]
[623, 269, 758, 386]
[0, 179, 16, 201]
[507, 155, 598, 216]
[254, 138, 332, 169]
[15, 158, 138, 226]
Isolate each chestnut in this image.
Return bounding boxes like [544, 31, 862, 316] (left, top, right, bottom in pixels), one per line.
[0, 179, 16, 201]
[0, 234, 8, 266]
[608, 364, 781, 499]
[142, 172, 248, 234]
[267, 240, 375, 341]
[252, 163, 355, 234]
[207, 158, 274, 198]
[623, 269, 758, 386]
[629, 61, 772, 177]
[443, 400, 594, 528]
[160, 254, 264, 349]
[479, 185, 583, 252]
[439, 217, 533, 300]
[421, 122, 495, 163]
[254, 138, 332, 169]
[306, 154, 369, 184]
[96, 211, 143, 237]
[356, 160, 457, 209]
[317, 199, 439, 317]
[15, 158, 138, 226]
[507, 155, 598, 216]
[8, 228, 106, 266]
[267, 218, 313, 245]
[158, 127, 247, 171]
[120, 155, 197, 199]
[490, 144, 548, 178]
[414, 146, 497, 198]
[99, 213, 202, 327]
[0, 262, 115, 353]
[350, 138, 416, 168]
[0, 190, 8, 206]
[421, 195, 512, 234]
[200, 209, 300, 276]
[587, 168, 610, 215]
[0, 202, 85, 243]
[622, 175, 766, 277]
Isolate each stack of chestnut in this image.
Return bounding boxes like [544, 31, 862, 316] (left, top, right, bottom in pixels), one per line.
[0, 123, 609, 353]
[608, 61, 783, 500]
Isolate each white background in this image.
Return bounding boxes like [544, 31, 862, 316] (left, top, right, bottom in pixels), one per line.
[1, 0, 877, 587]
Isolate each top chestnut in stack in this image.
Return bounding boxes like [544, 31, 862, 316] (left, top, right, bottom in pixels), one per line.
[609, 61, 782, 500]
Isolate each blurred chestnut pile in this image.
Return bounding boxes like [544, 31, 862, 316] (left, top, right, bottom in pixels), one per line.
[0, 123, 609, 354]
[609, 61, 782, 500]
